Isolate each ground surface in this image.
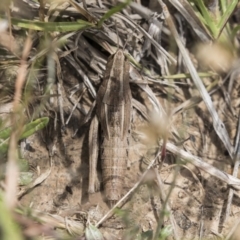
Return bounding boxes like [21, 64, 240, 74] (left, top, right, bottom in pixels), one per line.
[12, 67, 240, 239]
[0, 1, 240, 239]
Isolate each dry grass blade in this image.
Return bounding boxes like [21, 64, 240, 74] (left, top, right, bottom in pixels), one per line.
[135, 80, 162, 114]
[124, 4, 176, 64]
[20, 209, 85, 236]
[129, 67, 166, 115]
[221, 113, 240, 227]
[132, 98, 149, 120]
[68, 0, 97, 23]
[17, 158, 52, 198]
[171, 96, 202, 115]
[160, 1, 234, 158]
[166, 142, 240, 189]
[153, 168, 180, 240]
[168, 0, 212, 42]
[65, 54, 97, 99]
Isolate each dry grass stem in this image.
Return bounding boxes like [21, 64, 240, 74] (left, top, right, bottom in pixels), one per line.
[153, 168, 180, 240]
[5, 33, 32, 209]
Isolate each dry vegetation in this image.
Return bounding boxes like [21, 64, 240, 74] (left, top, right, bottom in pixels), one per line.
[0, 0, 240, 239]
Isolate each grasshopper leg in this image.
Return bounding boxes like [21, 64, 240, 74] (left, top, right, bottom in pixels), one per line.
[88, 114, 100, 193]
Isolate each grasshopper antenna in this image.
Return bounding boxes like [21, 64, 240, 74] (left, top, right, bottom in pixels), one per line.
[123, 28, 136, 52]
[115, 21, 135, 52]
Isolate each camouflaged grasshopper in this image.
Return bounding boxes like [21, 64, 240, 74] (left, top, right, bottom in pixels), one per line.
[88, 49, 132, 206]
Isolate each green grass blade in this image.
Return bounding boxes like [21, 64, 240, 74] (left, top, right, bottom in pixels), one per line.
[192, 0, 213, 22]
[0, 127, 12, 140]
[217, 0, 238, 36]
[0, 117, 49, 155]
[19, 172, 34, 186]
[0, 196, 23, 240]
[220, 0, 227, 13]
[0, 138, 10, 155]
[85, 222, 104, 240]
[97, 0, 132, 27]
[232, 25, 240, 39]
[197, 0, 219, 37]
[20, 117, 49, 140]
[1, 16, 95, 32]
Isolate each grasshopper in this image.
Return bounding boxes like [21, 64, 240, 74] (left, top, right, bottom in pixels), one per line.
[88, 49, 132, 206]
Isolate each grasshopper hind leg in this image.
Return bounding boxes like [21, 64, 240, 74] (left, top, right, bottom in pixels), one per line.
[88, 115, 100, 194]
